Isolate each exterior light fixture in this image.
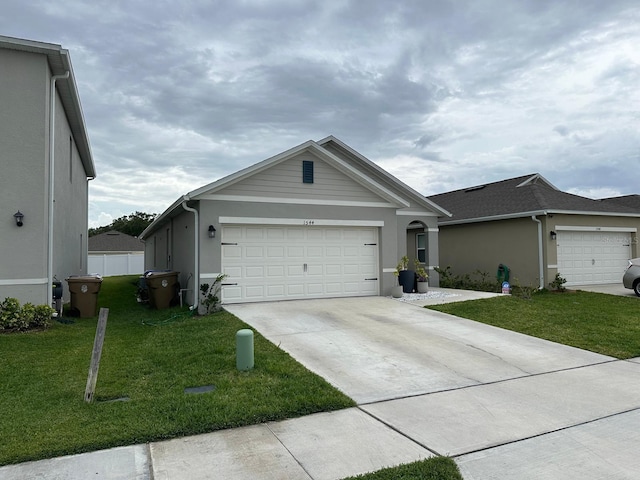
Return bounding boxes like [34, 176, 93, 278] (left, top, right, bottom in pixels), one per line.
[13, 210, 24, 227]
[550, 231, 557, 240]
[208, 225, 216, 238]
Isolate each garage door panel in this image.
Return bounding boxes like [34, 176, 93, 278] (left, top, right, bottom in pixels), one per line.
[245, 266, 264, 277]
[266, 285, 285, 297]
[307, 246, 323, 257]
[266, 228, 285, 240]
[245, 246, 264, 258]
[221, 225, 379, 303]
[557, 231, 631, 285]
[307, 265, 324, 276]
[287, 265, 304, 276]
[287, 284, 304, 295]
[307, 283, 324, 295]
[266, 265, 285, 277]
[267, 246, 285, 258]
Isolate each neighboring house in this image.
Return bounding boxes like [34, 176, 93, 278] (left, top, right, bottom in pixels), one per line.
[0, 36, 95, 305]
[88, 231, 144, 277]
[140, 136, 450, 306]
[428, 174, 640, 288]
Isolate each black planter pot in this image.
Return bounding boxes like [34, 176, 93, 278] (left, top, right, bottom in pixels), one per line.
[398, 270, 415, 293]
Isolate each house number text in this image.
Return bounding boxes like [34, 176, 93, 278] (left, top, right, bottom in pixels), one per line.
[303, 220, 315, 225]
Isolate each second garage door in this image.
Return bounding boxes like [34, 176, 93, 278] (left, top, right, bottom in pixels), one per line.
[221, 225, 379, 303]
[557, 230, 632, 285]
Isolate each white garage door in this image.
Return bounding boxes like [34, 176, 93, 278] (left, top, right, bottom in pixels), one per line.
[556, 230, 632, 285]
[221, 225, 379, 303]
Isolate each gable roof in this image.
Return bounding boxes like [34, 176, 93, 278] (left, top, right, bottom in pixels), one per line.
[428, 173, 640, 225]
[141, 137, 449, 239]
[0, 35, 95, 178]
[187, 139, 410, 207]
[89, 231, 144, 252]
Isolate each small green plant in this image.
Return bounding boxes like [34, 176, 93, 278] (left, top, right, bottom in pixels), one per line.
[397, 255, 409, 271]
[0, 297, 53, 332]
[549, 272, 567, 292]
[199, 273, 228, 314]
[434, 266, 501, 292]
[414, 259, 428, 282]
[510, 277, 537, 300]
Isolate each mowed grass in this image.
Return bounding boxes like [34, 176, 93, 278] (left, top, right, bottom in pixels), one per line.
[428, 290, 640, 359]
[0, 276, 354, 466]
[341, 457, 463, 480]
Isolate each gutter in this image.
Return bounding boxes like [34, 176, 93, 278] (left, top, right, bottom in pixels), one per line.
[181, 196, 199, 311]
[48, 71, 70, 303]
[531, 215, 545, 290]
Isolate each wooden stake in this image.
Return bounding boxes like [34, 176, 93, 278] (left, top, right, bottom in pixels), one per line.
[84, 307, 109, 403]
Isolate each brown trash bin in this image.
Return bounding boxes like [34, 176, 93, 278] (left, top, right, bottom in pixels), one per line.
[66, 275, 103, 317]
[145, 271, 179, 309]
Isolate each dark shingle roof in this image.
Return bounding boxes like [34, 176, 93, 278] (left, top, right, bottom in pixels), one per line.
[599, 194, 640, 212]
[88, 231, 144, 252]
[428, 174, 639, 224]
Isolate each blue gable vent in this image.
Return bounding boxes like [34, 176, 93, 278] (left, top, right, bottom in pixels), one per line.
[302, 160, 314, 183]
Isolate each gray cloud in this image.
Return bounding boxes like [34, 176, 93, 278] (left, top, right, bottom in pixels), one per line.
[2, 0, 638, 225]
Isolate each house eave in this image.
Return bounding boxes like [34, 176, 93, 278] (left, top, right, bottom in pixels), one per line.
[439, 209, 640, 226]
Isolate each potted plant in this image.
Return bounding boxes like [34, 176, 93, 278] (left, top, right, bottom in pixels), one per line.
[391, 268, 403, 298]
[414, 259, 429, 293]
[397, 255, 415, 293]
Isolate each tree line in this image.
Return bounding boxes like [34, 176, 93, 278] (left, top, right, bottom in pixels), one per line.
[89, 211, 157, 237]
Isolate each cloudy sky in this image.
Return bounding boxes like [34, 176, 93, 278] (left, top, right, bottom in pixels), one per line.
[3, 1, 639, 227]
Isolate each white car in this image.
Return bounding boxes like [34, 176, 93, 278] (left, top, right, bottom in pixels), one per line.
[622, 258, 640, 297]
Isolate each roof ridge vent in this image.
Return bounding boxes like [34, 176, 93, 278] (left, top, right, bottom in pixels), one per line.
[464, 185, 486, 192]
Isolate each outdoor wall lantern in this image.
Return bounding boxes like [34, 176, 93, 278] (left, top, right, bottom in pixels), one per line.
[208, 225, 216, 238]
[13, 210, 24, 227]
[550, 231, 557, 240]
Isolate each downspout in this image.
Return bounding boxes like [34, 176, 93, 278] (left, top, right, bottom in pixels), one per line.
[181, 197, 199, 311]
[47, 72, 70, 302]
[531, 215, 545, 290]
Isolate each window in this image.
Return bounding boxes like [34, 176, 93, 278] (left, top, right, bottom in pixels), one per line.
[416, 233, 426, 263]
[302, 160, 314, 183]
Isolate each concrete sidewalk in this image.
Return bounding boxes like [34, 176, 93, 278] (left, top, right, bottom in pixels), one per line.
[2, 293, 639, 479]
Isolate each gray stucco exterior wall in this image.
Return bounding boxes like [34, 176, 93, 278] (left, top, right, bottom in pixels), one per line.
[0, 43, 93, 305]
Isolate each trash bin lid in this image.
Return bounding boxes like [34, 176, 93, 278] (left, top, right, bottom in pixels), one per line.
[144, 271, 179, 278]
[66, 275, 103, 283]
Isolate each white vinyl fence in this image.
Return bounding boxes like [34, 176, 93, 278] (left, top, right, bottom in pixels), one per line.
[88, 253, 144, 277]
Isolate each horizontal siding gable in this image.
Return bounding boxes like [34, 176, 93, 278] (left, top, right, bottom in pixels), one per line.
[219, 151, 387, 204]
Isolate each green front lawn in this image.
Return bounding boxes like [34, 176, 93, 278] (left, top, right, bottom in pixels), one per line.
[428, 290, 640, 359]
[341, 457, 463, 480]
[0, 275, 354, 466]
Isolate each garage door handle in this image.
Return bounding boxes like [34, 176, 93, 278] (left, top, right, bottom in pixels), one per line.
[365, 278, 378, 281]
[364, 243, 377, 246]
[221, 242, 238, 246]
[221, 283, 237, 286]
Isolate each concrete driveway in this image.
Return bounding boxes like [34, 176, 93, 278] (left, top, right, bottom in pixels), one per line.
[574, 283, 639, 298]
[226, 296, 640, 479]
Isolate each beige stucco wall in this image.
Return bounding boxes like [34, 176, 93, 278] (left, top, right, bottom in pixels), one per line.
[438, 217, 541, 288]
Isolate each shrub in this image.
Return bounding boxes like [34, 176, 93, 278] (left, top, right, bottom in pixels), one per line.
[0, 298, 53, 332]
[199, 273, 228, 314]
[549, 272, 567, 292]
[434, 266, 501, 292]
